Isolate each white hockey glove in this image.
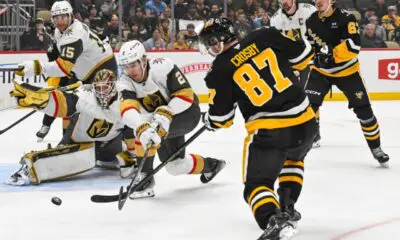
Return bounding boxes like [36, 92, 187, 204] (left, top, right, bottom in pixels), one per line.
[15, 60, 43, 78]
[151, 106, 174, 138]
[136, 123, 162, 150]
[202, 112, 218, 131]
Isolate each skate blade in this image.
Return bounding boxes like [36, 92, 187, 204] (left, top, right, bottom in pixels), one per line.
[280, 226, 298, 240]
[129, 189, 155, 200]
[379, 161, 389, 168]
[37, 138, 44, 143]
[312, 141, 320, 148]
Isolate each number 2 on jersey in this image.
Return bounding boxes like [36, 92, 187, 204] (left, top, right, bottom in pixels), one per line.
[233, 48, 292, 106]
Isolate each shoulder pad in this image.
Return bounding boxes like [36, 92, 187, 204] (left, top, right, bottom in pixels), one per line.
[149, 57, 174, 76]
[58, 21, 86, 46]
[116, 74, 134, 92]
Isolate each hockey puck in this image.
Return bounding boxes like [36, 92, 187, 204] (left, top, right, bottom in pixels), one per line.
[51, 197, 62, 206]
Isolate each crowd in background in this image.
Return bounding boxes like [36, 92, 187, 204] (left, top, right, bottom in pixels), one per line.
[18, 0, 400, 51]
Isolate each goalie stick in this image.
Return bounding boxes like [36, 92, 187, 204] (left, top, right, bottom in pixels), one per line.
[90, 125, 207, 206]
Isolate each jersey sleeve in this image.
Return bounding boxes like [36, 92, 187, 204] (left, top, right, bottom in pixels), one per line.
[41, 90, 79, 118]
[166, 65, 195, 115]
[332, 12, 361, 63]
[204, 66, 235, 129]
[265, 27, 314, 70]
[119, 89, 145, 130]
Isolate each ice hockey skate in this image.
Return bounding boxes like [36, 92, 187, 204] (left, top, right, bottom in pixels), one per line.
[371, 147, 389, 168]
[4, 163, 31, 186]
[200, 159, 226, 183]
[128, 172, 155, 199]
[258, 211, 298, 240]
[36, 125, 50, 142]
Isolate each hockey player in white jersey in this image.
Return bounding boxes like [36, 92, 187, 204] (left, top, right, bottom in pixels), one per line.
[6, 69, 137, 185]
[117, 40, 226, 199]
[271, 0, 321, 148]
[15, 0, 118, 141]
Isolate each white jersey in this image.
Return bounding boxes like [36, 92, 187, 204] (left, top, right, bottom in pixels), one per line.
[117, 57, 195, 130]
[43, 20, 114, 81]
[270, 3, 316, 41]
[43, 86, 125, 142]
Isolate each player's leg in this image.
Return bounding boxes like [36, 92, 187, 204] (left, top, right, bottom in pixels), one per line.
[95, 133, 123, 169]
[243, 130, 296, 240]
[334, 72, 389, 166]
[279, 119, 317, 227]
[117, 126, 138, 178]
[304, 69, 331, 148]
[159, 102, 226, 183]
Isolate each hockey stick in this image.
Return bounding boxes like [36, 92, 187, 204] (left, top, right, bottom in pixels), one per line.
[0, 81, 83, 135]
[118, 146, 152, 210]
[91, 125, 207, 204]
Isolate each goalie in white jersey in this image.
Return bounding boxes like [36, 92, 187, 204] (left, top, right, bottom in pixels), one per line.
[16, 0, 118, 141]
[117, 40, 226, 199]
[6, 69, 137, 186]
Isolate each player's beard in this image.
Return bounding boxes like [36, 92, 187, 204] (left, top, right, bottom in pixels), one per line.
[282, 3, 292, 13]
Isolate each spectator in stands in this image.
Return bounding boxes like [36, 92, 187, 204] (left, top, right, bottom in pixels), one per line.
[123, 0, 141, 23]
[369, 15, 387, 41]
[159, 18, 172, 43]
[103, 14, 119, 38]
[161, 6, 172, 20]
[101, 0, 117, 20]
[361, 23, 387, 48]
[174, 0, 188, 19]
[172, 33, 190, 50]
[234, 9, 253, 40]
[196, 0, 210, 19]
[127, 22, 147, 42]
[260, 0, 277, 16]
[153, 38, 166, 50]
[143, 29, 166, 50]
[20, 18, 50, 51]
[184, 23, 199, 49]
[373, 0, 388, 19]
[382, 6, 400, 32]
[227, 8, 236, 23]
[183, 4, 201, 20]
[253, 12, 270, 29]
[145, 0, 167, 17]
[128, 7, 152, 39]
[88, 4, 104, 32]
[78, 0, 92, 19]
[242, 0, 258, 18]
[207, 4, 221, 20]
[360, 7, 376, 28]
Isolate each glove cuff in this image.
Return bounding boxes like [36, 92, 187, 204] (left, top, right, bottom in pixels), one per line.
[135, 123, 151, 138]
[155, 106, 173, 121]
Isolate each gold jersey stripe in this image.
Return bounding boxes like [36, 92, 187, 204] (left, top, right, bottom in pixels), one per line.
[245, 106, 315, 133]
[333, 41, 358, 63]
[120, 99, 141, 116]
[284, 160, 304, 167]
[292, 53, 314, 71]
[365, 133, 380, 140]
[55, 58, 74, 76]
[189, 154, 205, 174]
[52, 91, 68, 117]
[171, 88, 194, 102]
[311, 62, 360, 77]
[279, 176, 303, 185]
[82, 55, 114, 81]
[362, 122, 378, 131]
[47, 77, 61, 87]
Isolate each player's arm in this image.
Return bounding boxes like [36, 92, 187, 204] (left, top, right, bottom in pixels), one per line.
[333, 13, 361, 63]
[119, 90, 145, 130]
[204, 69, 235, 130]
[267, 27, 314, 71]
[166, 65, 195, 115]
[41, 90, 79, 118]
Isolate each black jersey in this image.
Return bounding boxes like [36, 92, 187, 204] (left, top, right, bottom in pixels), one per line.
[306, 8, 361, 77]
[205, 27, 315, 133]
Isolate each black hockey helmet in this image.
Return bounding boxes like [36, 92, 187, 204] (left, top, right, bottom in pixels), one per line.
[199, 18, 236, 55]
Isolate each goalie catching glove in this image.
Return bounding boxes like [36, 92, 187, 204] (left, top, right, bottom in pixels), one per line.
[9, 79, 50, 109]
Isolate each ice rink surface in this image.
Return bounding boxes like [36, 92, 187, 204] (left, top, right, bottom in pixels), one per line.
[0, 101, 399, 240]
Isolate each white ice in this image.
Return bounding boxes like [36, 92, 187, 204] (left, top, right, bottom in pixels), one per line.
[0, 101, 399, 240]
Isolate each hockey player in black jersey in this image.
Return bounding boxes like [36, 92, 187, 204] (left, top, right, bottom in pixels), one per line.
[200, 18, 317, 240]
[305, 0, 389, 166]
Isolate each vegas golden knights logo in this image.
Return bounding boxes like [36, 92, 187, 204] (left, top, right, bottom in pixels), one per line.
[87, 119, 114, 138]
[139, 91, 167, 112]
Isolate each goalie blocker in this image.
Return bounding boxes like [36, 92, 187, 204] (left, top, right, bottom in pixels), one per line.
[6, 143, 95, 185]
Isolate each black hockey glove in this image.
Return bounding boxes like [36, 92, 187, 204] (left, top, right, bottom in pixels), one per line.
[314, 45, 335, 68]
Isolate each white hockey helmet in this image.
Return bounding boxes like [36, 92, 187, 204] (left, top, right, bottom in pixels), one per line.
[119, 40, 146, 66]
[51, 1, 73, 17]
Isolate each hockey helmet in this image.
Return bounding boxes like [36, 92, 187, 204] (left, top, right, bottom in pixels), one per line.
[51, 1, 73, 17]
[93, 69, 117, 109]
[119, 40, 147, 66]
[199, 17, 236, 56]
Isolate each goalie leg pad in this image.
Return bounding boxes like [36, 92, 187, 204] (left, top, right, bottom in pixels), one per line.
[23, 143, 95, 184]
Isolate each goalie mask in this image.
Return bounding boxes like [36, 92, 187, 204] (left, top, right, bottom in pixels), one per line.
[93, 69, 117, 109]
[199, 18, 236, 57]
